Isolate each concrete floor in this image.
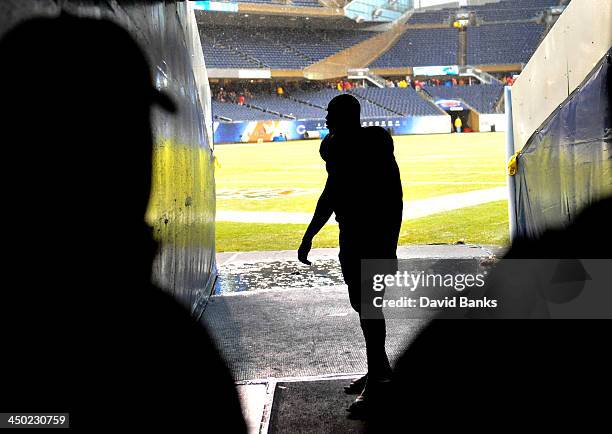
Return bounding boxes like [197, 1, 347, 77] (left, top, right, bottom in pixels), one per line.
[205, 245, 505, 433]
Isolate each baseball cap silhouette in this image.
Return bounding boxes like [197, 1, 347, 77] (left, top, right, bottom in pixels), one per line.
[0, 12, 176, 113]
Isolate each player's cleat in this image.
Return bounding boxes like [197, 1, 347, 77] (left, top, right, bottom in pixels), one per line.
[344, 374, 367, 394]
[346, 377, 391, 419]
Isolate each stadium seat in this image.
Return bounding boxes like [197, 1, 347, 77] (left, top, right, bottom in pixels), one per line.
[350, 88, 441, 116]
[248, 95, 327, 120]
[199, 26, 370, 69]
[212, 101, 281, 122]
[423, 83, 504, 113]
[467, 22, 545, 65]
[369, 28, 458, 68]
[407, 8, 455, 24]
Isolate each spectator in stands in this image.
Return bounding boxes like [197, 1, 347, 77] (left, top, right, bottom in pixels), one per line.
[277, 85, 284, 96]
[217, 87, 226, 102]
[237, 94, 245, 106]
[398, 79, 408, 88]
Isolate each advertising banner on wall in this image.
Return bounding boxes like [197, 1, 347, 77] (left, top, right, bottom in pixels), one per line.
[434, 98, 466, 111]
[213, 115, 450, 144]
[413, 65, 459, 76]
[193, 1, 238, 12]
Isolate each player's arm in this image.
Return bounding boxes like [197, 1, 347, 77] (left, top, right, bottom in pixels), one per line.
[298, 179, 333, 265]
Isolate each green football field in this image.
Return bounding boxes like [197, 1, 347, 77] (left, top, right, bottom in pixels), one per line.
[215, 132, 510, 252]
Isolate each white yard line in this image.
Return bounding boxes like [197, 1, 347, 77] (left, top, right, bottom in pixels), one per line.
[216, 186, 507, 224]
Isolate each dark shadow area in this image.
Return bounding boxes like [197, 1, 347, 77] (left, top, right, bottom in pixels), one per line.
[378, 197, 612, 431]
[0, 15, 245, 431]
[269, 379, 368, 434]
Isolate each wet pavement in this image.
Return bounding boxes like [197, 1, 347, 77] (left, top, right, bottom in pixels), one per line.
[215, 257, 345, 294]
[215, 245, 502, 295]
[206, 245, 505, 433]
[207, 245, 504, 380]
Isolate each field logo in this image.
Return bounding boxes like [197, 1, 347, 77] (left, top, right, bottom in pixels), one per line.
[218, 188, 312, 200]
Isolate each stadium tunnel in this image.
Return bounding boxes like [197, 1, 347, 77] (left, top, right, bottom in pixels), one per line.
[0, 1, 218, 314]
[432, 98, 474, 132]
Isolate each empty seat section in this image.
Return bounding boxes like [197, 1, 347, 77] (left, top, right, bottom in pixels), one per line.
[212, 101, 280, 122]
[424, 83, 504, 113]
[350, 88, 441, 116]
[467, 22, 545, 65]
[370, 28, 458, 68]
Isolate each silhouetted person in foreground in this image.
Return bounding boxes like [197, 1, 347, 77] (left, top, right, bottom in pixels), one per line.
[0, 15, 245, 431]
[377, 197, 612, 432]
[298, 94, 403, 416]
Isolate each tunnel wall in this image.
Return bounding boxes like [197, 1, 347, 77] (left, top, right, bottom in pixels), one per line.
[513, 50, 612, 238]
[511, 0, 612, 152]
[0, 1, 217, 316]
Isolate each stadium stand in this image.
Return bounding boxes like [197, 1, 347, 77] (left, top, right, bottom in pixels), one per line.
[201, 27, 309, 69]
[467, 22, 545, 65]
[290, 0, 324, 6]
[350, 87, 441, 116]
[248, 95, 328, 120]
[204, 1, 559, 125]
[407, 8, 455, 24]
[232, 0, 324, 5]
[291, 89, 400, 119]
[407, 0, 557, 24]
[282, 29, 371, 63]
[200, 34, 263, 68]
[212, 86, 450, 122]
[199, 26, 370, 69]
[212, 101, 281, 121]
[476, 8, 544, 22]
[423, 83, 504, 113]
[471, 0, 558, 22]
[369, 28, 458, 68]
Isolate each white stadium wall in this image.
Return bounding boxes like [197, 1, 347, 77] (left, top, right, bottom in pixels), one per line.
[509, 0, 612, 238]
[511, 0, 612, 152]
